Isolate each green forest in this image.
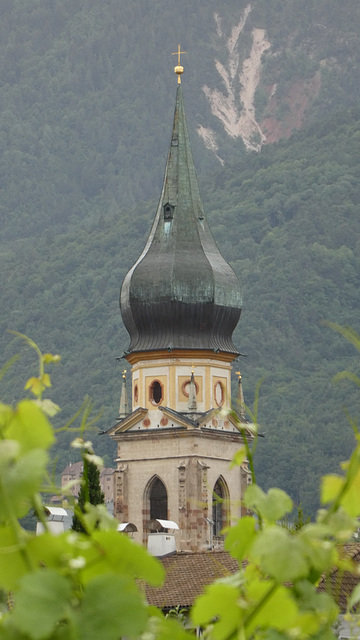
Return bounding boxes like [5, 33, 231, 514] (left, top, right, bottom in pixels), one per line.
[1, 0, 360, 517]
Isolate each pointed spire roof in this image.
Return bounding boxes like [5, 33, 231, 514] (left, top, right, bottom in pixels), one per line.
[236, 372, 246, 421]
[119, 370, 129, 419]
[120, 86, 242, 355]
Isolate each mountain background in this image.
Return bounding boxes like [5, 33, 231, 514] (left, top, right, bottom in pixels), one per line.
[1, 0, 360, 516]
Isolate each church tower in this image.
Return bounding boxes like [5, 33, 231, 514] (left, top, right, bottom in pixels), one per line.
[108, 59, 252, 552]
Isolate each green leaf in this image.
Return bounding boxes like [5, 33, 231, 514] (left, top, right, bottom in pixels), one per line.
[24, 376, 44, 397]
[0, 439, 19, 465]
[192, 582, 242, 640]
[224, 516, 257, 561]
[246, 582, 298, 634]
[349, 583, 360, 609]
[11, 569, 72, 639]
[146, 615, 190, 640]
[0, 403, 13, 431]
[42, 353, 61, 364]
[250, 527, 309, 582]
[321, 474, 344, 505]
[76, 575, 147, 640]
[82, 530, 164, 586]
[304, 511, 356, 547]
[294, 581, 339, 629]
[28, 531, 92, 570]
[6, 400, 54, 453]
[0, 526, 30, 590]
[299, 534, 336, 576]
[244, 485, 293, 522]
[34, 398, 61, 417]
[0, 448, 49, 520]
[41, 373, 52, 388]
[340, 470, 360, 517]
[229, 446, 246, 469]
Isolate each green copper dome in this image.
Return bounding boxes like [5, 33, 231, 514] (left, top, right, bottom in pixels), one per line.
[120, 86, 242, 355]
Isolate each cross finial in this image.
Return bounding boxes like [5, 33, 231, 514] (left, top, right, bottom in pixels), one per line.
[235, 370, 242, 381]
[172, 44, 187, 83]
[122, 369, 127, 380]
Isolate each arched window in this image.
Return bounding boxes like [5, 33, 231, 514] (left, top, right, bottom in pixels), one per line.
[212, 478, 228, 537]
[149, 477, 168, 520]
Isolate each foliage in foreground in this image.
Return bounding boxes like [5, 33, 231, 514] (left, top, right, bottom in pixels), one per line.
[71, 457, 105, 534]
[1, 329, 360, 638]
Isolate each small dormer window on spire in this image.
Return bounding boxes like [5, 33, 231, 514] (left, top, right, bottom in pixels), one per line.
[163, 203, 174, 220]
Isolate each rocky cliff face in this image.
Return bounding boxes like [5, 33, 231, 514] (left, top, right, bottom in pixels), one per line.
[198, 5, 270, 156]
[197, 2, 358, 161]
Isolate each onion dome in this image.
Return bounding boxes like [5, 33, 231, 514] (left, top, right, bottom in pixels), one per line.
[120, 86, 242, 355]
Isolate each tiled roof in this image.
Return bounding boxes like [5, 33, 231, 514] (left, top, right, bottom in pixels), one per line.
[144, 544, 360, 613]
[317, 544, 360, 612]
[143, 551, 239, 609]
[61, 461, 83, 476]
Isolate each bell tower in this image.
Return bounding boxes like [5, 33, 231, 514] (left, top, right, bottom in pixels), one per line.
[108, 55, 253, 552]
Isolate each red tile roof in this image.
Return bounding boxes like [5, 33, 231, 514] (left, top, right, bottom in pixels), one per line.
[317, 544, 360, 612]
[144, 544, 360, 613]
[143, 551, 239, 609]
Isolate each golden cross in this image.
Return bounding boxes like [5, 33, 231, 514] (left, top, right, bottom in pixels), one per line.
[172, 44, 187, 83]
[172, 44, 186, 66]
[235, 371, 242, 381]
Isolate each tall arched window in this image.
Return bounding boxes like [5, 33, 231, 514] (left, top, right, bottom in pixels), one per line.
[149, 477, 168, 520]
[212, 477, 229, 537]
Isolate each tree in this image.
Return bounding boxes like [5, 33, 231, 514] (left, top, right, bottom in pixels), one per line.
[72, 459, 105, 533]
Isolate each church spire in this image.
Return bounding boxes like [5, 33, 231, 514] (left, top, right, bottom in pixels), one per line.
[120, 84, 242, 356]
[118, 370, 129, 419]
[236, 371, 246, 421]
[109, 60, 253, 554]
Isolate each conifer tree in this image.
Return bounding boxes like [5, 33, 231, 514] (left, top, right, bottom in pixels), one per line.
[72, 461, 105, 533]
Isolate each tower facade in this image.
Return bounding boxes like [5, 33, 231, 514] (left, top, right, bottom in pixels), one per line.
[108, 80, 252, 552]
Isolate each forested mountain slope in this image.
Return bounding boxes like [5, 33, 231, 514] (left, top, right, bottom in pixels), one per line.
[1, 0, 360, 514]
[205, 109, 360, 511]
[2, 108, 360, 514]
[0, 0, 359, 239]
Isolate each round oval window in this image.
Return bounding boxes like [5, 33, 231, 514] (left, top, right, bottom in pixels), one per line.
[181, 379, 199, 398]
[150, 380, 163, 405]
[214, 381, 224, 407]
